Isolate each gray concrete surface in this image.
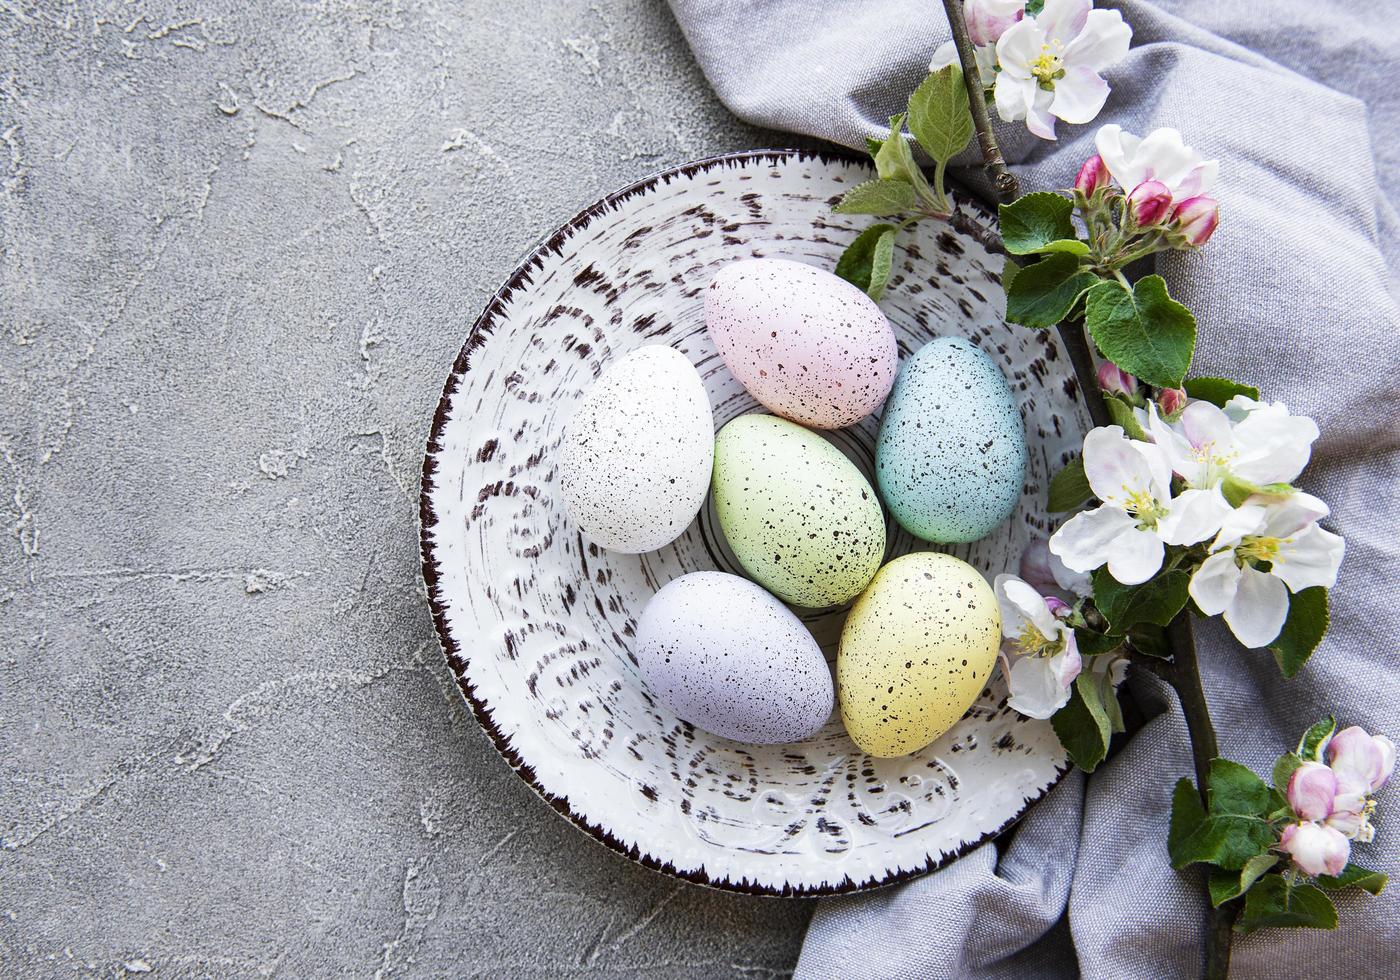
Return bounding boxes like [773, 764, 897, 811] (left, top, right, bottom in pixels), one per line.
[0, 2, 816, 976]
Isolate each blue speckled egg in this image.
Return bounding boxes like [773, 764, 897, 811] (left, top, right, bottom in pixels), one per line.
[634, 571, 833, 744]
[875, 337, 1026, 543]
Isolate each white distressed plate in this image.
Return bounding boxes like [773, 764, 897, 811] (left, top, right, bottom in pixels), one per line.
[419, 150, 1086, 896]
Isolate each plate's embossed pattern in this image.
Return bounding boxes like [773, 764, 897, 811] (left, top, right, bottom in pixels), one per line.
[419, 150, 1086, 895]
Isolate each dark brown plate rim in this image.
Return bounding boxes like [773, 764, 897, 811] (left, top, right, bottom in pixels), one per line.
[417, 147, 1070, 898]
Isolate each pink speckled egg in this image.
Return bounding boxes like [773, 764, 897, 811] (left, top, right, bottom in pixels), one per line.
[705, 258, 898, 429]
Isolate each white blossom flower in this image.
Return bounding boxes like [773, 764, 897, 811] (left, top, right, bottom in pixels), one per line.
[1146, 397, 1319, 491]
[1050, 425, 1231, 585]
[995, 574, 1081, 719]
[993, 0, 1132, 140]
[1094, 124, 1217, 202]
[1189, 492, 1345, 648]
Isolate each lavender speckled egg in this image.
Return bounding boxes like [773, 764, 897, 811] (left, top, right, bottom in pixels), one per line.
[558, 346, 713, 553]
[713, 414, 885, 608]
[837, 553, 1001, 758]
[705, 258, 898, 429]
[634, 571, 834, 744]
[875, 337, 1026, 544]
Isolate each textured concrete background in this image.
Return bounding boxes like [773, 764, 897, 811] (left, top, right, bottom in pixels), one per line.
[0, 2, 817, 976]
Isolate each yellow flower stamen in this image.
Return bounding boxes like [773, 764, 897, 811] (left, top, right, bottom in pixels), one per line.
[1030, 42, 1066, 90]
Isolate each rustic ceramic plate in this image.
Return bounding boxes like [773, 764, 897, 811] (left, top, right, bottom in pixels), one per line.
[419, 149, 1085, 896]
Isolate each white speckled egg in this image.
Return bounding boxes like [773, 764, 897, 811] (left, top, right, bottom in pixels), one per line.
[875, 337, 1026, 544]
[634, 571, 834, 744]
[558, 346, 713, 553]
[712, 414, 885, 608]
[837, 553, 1000, 758]
[705, 258, 898, 429]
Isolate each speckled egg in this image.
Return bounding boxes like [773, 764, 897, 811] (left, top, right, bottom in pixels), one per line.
[558, 345, 713, 553]
[837, 552, 1000, 757]
[712, 414, 885, 608]
[634, 571, 833, 744]
[875, 337, 1026, 544]
[705, 258, 898, 429]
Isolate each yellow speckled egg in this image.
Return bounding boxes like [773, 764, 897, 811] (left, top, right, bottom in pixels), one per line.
[837, 552, 1000, 757]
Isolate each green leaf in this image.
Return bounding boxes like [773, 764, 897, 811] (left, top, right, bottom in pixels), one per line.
[1268, 587, 1328, 676]
[906, 65, 972, 165]
[1002, 256, 1020, 295]
[1237, 876, 1338, 933]
[1209, 854, 1278, 906]
[1272, 752, 1304, 793]
[1075, 628, 1123, 657]
[1126, 623, 1170, 659]
[1170, 813, 1278, 871]
[1047, 456, 1091, 511]
[1005, 253, 1100, 329]
[1297, 715, 1337, 762]
[1208, 758, 1274, 817]
[1184, 376, 1260, 408]
[1096, 669, 1126, 734]
[999, 192, 1086, 256]
[874, 113, 936, 205]
[1051, 672, 1114, 772]
[835, 223, 898, 301]
[865, 136, 885, 158]
[1091, 567, 1191, 634]
[834, 178, 918, 216]
[1104, 396, 1148, 440]
[1316, 864, 1388, 896]
[1025, 0, 1045, 14]
[1085, 275, 1197, 389]
[1168, 778, 1207, 863]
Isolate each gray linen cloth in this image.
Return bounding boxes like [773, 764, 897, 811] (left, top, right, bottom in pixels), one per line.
[666, 1, 1400, 976]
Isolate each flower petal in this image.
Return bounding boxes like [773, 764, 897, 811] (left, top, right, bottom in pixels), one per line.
[1223, 564, 1289, 647]
[995, 574, 1060, 641]
[1051, 68, 1109, 124]
[1158, 485, 1232, 546]
[1273, 523, 1345, 592]
[1082, 425, 1153, 506]
[1105, 526, 1163, 585]
[1035, 0, 1090, 46]
[1006, 651, 1076, 720]
[995, 19, 1043, 81]
[1062, 8, 1132, 72]
[1190, 550, 1241, 616]
[1256, 491, 1330, 539]
[928, 40, 959, 72]
[1095, 123, 1144, 188]
[1026, 87, 1058, 139]
[1287, 761, 1338, 822]
[1049, 504, 1135, 573]
[994, 73, 1035, 123]
[1328, 726, 1387, 794]
[1231, 403, 1320, 484]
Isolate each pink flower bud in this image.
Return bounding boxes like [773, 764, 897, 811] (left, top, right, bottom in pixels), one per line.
[1044, 596, 1072, 619]
[1287, 762, 1338, 822]
[1075, 154, 1110, 196]
[965, 0, 1024, 46]
[1156, 387, 1187, 417]
[1280, 821, 1350, 877]
[1172, 195, 1220, 246]
[1096, 361, 1138, 399]
[1127, 180, 1172, 226]
[1328, 726, 1396, 794]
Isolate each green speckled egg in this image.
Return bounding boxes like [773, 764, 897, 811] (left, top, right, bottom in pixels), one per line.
[712, 414, 885, 608]
[838, 552, 1000, 757]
